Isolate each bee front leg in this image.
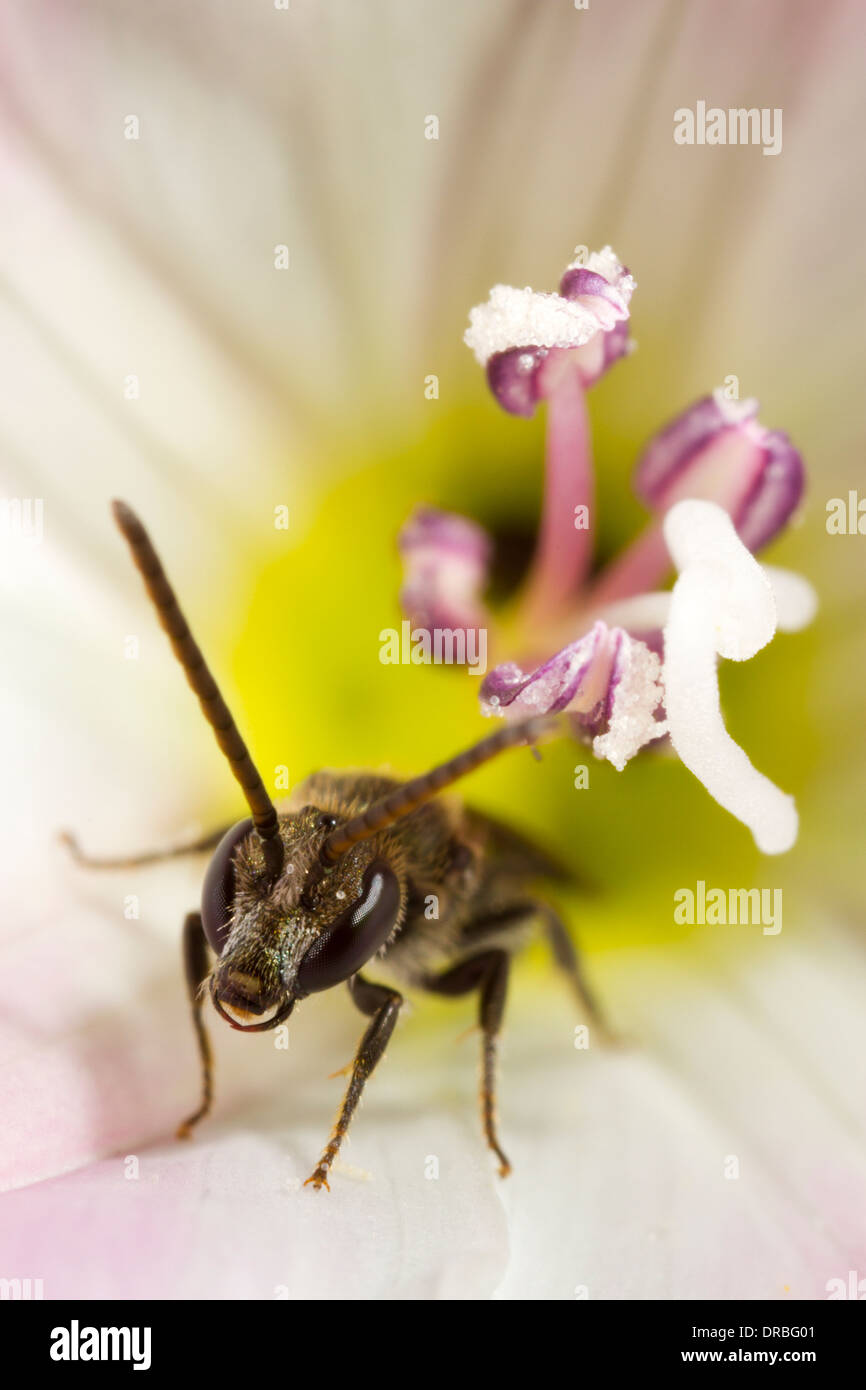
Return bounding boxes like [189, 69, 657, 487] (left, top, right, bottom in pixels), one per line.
[423, 950, 512, 1178]
[304, 975, 403, 1192]
[176, 911, 215, 1140]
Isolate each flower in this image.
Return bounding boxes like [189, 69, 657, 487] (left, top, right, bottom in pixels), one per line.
[1, 0, 864, 1306]
[399, 248, 816, 854]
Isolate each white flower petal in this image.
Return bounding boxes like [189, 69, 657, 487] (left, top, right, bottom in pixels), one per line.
[495, 921, 866, 1300]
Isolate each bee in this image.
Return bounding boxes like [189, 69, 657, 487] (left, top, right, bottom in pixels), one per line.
[63, 502, 609, 1190]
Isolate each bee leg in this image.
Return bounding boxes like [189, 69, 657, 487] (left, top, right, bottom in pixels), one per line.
[540, 903, 618, 1045]
[176, 911, 215, 1140]
[304, 975, 403, 1192]
[424, 950, 512, 1178]
[59, 823, 232, 870]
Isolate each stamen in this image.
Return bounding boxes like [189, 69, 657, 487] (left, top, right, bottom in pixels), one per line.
[399, 507, 491, 635]
[518, 350, 594, 621]
[636, 391, 804, 552]
[480, 620, 666, 770]
[591, 393, 805, 609]
[465, 244, 635, 415]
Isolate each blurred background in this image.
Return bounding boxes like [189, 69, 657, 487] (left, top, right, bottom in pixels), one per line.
[0, 0, 864, 1298]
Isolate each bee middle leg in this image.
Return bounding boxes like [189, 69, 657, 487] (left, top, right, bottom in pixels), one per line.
[60, 823, 232, 870]
[540, 903, 617, 1045]
[423, 950, 512, 1178]
[176, 910, 215, 1140]
[305, 974, 403, 1192]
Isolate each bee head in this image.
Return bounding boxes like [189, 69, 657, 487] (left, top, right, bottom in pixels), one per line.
[108, 500, 556, 1034]
[201, 808, 404, 1030]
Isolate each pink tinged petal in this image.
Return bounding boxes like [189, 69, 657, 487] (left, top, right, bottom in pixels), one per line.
[399, 507, 492, 633]
[465, 245, 635, 415]
[480, 620, 665, 769]
[0, 1063, 509, 1299]
[636, 391, 805, 552]
[662, 500, 801, 854]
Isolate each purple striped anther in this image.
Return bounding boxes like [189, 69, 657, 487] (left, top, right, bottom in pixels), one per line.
[480, 620, 666, 770]
[486, 346, 549, 418]
[559, 266, 632, 329]
[635, 392, 805, 553]
[399, 506, 492, 634]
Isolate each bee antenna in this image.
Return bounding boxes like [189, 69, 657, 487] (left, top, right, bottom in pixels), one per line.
[321, 714, 561, 861]
[111, 500, 284, 878]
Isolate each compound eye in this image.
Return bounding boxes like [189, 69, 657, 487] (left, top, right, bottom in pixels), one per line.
[296, 862, 401, 995]
[200, 819, 253, 955]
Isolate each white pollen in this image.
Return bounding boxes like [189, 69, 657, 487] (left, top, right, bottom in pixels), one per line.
[464, 285, 602, 365]
[593, 634, 667, 771]
[464, 246, 634, 367]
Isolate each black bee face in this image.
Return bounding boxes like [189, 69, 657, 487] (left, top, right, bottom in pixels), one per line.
[209, 961, 294, 1031]
[199, 808, 404, 1031]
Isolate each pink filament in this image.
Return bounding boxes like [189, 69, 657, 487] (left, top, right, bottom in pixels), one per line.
[518, 350, 593, 625]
